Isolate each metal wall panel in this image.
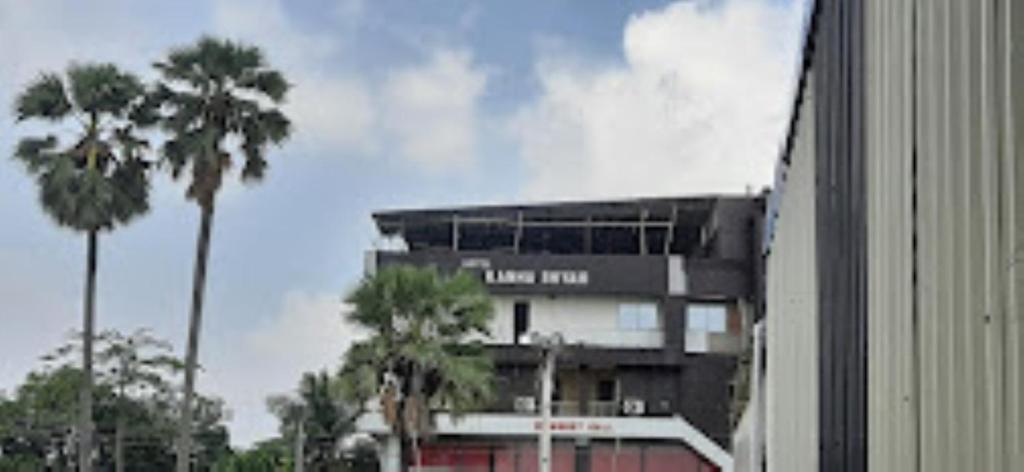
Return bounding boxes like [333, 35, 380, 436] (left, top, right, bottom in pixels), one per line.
[864, 0, 917, 470]
[766, 0, 1024, 470]
[765, 72, 818, 472]
[813, 2, 869, 470]
[864, 0, 1024, 470]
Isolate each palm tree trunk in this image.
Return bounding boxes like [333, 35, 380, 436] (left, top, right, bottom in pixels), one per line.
[176, 201, 216, 472]
[115, 412, 125, 472]
[412, 372, 424, 472]
[78, 230, 98, 472]
[116, 382, 126, 472]
[397, 397, 410, 472]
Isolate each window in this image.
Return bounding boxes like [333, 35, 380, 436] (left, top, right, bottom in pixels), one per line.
[596, 379, 617, 402]
[687, 303, 728, 333]
[618, 303, 658, 330]
[513, 301, 530, 344]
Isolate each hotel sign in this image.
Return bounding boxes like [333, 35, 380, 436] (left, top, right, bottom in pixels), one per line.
[460, 258, 589, 286]
[378, 252, 670, 296]
[484, 269, 589, 286]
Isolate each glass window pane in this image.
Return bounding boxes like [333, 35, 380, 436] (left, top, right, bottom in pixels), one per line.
[687, 303, 728, 333]
[618, 304, 636, 330]
[707, 308, 727, 333]
[688, 307, 708, 332]
[619, 303, 658, 330]
[635, 304, 658, 330]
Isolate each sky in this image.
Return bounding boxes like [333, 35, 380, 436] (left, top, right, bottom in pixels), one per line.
[0, 0, 809, 446]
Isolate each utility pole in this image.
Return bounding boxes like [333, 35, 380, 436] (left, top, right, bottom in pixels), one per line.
[529, 332, 563, 472]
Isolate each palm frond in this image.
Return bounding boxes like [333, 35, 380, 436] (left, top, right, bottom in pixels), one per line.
[15, 74, 71, 121]
[13, 63, 153, 232]
[152, 36, 291, 205]
[238, 70, 289, 103]
[339, 265, 497, 435]
[14, 136, 61, 172]
[67, 63, 144, 117]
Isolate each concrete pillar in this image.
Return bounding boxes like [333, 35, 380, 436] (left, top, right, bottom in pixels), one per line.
[380, 435, 401, 472]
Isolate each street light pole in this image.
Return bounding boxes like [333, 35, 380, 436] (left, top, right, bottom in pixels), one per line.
[530, 332, 563, 472]
[540, 345, 555, 472]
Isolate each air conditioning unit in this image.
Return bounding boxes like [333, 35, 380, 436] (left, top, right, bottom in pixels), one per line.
[514, 396, 537, 413]
[622, 398, 646, 416]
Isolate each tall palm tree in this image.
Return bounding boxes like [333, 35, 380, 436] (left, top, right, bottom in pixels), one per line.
[149, 36, 291, 471]
[339, 266, 495, 472]
[12, 63, 152, 472]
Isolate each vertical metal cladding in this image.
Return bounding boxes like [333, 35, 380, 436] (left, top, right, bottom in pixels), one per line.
[813, 2, 869, 470]
[848, 0, 1024, 469]
[864, 0, 917, 470]
[766, 0, 1024, 470]
[765, 72, 819, 472]
[864, 0, 1024, 470]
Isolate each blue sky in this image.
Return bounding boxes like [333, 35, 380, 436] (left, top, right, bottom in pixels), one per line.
[0, 0, 808, 446]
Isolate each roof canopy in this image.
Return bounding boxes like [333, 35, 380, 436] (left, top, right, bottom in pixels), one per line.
[373, 195, 759, 256]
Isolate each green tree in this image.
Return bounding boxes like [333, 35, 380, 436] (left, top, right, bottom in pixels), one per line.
[148, 36, 292, 471]
[0, 366, 88, 470]
[0, 365, 231, 471]
[268, 371, 355, 471]
[338, 266, 495, 472]
[213, 438, 290, 471]
[12, 63, 153, 472]
[43, 329, 184, 472]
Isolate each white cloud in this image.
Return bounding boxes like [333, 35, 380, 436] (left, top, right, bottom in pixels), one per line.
[213, 0, 490, 168]
[0, 1, 163, 89]
[212, 0, 377, 155]
[510, 0, 804, 200]
[204, 291, 367, 447]
[382, 49, 488, 170]
[0, 250, 79, 398]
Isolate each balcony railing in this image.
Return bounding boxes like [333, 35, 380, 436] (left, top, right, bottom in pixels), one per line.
[548, 401, 621, 417]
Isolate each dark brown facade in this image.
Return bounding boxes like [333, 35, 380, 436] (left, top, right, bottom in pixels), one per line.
[369, 196, 764, 448]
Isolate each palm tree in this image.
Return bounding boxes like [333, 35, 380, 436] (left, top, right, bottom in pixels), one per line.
[268, 371, 354, 471]
[339, 266, 495, 472]
[149, 36, 291, 471]
[13, 63, 153, 472]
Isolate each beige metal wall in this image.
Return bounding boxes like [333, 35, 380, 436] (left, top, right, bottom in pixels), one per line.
[866, 0, 1024, 470]
[864, 0, 917, 469]
[765, 73, 818, 472]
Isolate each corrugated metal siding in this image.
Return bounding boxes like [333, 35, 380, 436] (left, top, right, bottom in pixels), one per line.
[766, 0, 1024, 470]
[813, 2, 869, 470]
[864, 0, 917, 470]
[865, 0, 1024, 470]
[765, 72, 818, 472]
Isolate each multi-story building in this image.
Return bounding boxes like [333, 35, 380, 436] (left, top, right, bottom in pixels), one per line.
[358, 195, 764, 472]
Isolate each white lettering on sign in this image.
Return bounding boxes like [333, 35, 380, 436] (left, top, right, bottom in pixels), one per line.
[533, 420, 612, 433]
[485, 270, 536, 285]
[483, 269, 589, 286]
[460, 258, 491, 269]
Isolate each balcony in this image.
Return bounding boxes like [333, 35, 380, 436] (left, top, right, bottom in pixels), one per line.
[548, 401, 621, 417]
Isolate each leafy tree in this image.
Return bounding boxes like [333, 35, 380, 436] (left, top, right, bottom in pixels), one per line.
[213, 438, 290, 471]
[12, 63, 154, 472]
[0, 338, 230, 470]
[0, 366, 90, 470]
[338, 266, 495, 471]
[43, 329, 184, 472]
[268, 371, 355, 471]
[148, 36, 291, 472]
